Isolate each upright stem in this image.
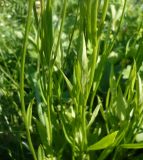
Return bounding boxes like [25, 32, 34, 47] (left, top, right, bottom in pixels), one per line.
[20, 0, 37, 160]
[47, 69, 53, 146]
[85, 0, 99, 104]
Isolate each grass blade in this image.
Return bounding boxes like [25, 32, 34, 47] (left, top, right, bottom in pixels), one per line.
[121, 143, 143, 149]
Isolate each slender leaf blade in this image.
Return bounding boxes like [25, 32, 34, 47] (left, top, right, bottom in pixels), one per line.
[87, 131, 118, 151]
[121, 143, 143, 149]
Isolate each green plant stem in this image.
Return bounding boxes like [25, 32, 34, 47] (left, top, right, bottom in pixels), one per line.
[85, 0, 99, 104]
[53, 0, 67, 63]
[89, 0, 127, 112]
[47, 69, 53, 146]
[98, 0, 109, 38]
[20, 0, 37, 160]
[86, 0, 92, 37]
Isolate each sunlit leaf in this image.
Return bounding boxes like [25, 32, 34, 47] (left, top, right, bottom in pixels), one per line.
[121, 143, 143, 149]
[87, 131, 118, 151]
[87, 97, 101, 129]
[59, 69, 73, 92]
[38, 145, 45, 160]
[26, 98, 34, 130]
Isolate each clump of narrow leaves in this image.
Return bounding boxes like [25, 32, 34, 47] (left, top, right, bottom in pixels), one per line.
[1, 0, 143, 159]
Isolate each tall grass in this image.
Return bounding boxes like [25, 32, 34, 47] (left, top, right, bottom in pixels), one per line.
[19, 0, 143, 159]
[20, 0, 37, 159]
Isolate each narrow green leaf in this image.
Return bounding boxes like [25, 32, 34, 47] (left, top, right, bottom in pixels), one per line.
[137, 74, 143, 106]
[87, 131, 118, 151]
[97, 148, 113, 160]
[120, 143, 143, 149]
[62, 122, 73, 146]
[27, 98, 34, 130]
[110, 65, 117, 98]
[125, 60, 136, 98]
[54, 0, 67, 62]
[86, 0, 92, 35]
[44, 112, 52, 146]
[136, 42, 143, 71]
[37, 103, 45, 126]
[59, 69, 73, 92]
[98, 0, 109, 37]
[115, 87, 128, 121]
[38, 80, 47, 105]
[87, 98, 101, 129]
[74, 61, 82, 92]
[60, 114, 73, 145]
[34, 118, 48, 148]
[80, 33, 88, 72]
[80, 33, 88, 93]
[97, 124, 129, 160]
[114, 124, 129, 146]
[20, 0, 37, 159]
[38, 145, 45, 160]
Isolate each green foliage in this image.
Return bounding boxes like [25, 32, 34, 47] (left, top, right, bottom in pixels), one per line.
[87, 131, 118, 151]
[0, 0, 143, 159]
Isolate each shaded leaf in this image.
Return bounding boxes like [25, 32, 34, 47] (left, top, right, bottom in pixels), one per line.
[34, 118, 48, 148]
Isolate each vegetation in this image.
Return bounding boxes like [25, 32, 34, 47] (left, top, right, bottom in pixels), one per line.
[0, 0, 143, 159]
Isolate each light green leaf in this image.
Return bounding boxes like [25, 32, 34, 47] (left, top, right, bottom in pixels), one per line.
[125, 60, 136, 98]
[73, 61, 82, 92]
[87, 131, 118, 151]
[37, 103, 45, 126]
[110, 65, 117, 98]
[122, 65, 131, 79]
[59, 69, 73, 92]
[135, 132, 143, 142]
[80, 33, 88, 72]
[120, 143, 143, 149]
[38, 145, 45, 160]
[87, 98, 101, 129]
[129, 60, 137, 92]
[115, 87, 128, 121]
[26, 98, 34, 130]
[44, 112, 52, 146]
[77, 33, 88, 93]
[137, 74, 143, 106]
